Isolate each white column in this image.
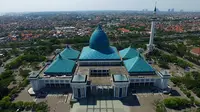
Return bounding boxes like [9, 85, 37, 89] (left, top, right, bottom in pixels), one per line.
[59, 81, 61, 88]
[126, 86, 128, 96]
[114, 86, 116, 97]
[85, 87, 86, 97]
[116, 87, 119, 98]
[74, 88, 78, 98]
[122, 87, 125, 97]
[82, 87, 85, 98]
[72, 87, 75, 98]
[80, 88, 84, 98]
[123, 87, 125, 97]
[149, 21, 155, 45]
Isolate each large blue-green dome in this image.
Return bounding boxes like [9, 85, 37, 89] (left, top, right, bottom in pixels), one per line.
[89, 25, 110, 51]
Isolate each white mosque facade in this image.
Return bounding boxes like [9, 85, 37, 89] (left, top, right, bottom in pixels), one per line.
[28, 9, 170, 99]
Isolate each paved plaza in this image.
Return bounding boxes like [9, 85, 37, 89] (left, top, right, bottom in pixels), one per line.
[14, 85, 185, 112]
[14, 86, 72, 112]
[70, 95, 130, 112]
[46, 94, 71, 112]
[70, 93, 164, 112]
[70, 86, 165, 112]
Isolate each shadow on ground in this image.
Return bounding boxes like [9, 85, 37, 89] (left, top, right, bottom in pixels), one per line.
[170, 89, 181, 96]
[35, 87, 72, 99]
[120, 95, 140, 106]
[78, 94, 140, 107]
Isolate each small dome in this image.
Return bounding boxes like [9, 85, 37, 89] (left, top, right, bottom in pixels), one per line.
[89, 25, 109, 51]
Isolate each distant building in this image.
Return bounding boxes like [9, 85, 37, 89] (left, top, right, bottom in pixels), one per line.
[191, 47, 200, 56]
[180, 9, 184, 12]
[171, 8, 175, 12]
[168, 8, 175, 13]
[118, 28, 130, 33]
[0, 53, 4, 57]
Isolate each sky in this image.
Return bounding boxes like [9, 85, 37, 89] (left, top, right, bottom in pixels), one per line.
[0, 0, 200, 13]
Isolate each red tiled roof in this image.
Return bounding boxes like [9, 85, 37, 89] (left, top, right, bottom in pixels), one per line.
[191, 48, 200, 55]
[118, 28, 130, 33]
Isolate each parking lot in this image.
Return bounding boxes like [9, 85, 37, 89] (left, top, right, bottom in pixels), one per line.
[14, 85, 35, 102]
[14, 85, 185, 112]
[14, 86, 72, 112]
[45, 94, 71, 112]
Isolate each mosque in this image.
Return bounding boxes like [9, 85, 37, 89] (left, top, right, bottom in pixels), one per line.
[28, 8, 170, 99]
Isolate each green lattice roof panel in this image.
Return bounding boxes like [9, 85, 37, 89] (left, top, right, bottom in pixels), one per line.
[113, 74, 129, 82]
[124, 55, 155, 73]
[79, 46, 121, 60]
[119, 47, 139, 59]
[57, 47, 80, 60]
[44, 55, 76, 75]
[71, 75, 87, 83]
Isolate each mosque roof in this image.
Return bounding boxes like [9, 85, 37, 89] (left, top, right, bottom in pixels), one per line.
[123, 54, 155, 73]
[119, 47, 139, 59]
[113, 74, 129, 82]
[71, 75, 87, 83]
[44, 54, 76, 75]
[89, 25, 110, 51]
[79, 25, 120, 60]
[79, 46, 121, 60]
[57, 46, 80, 60]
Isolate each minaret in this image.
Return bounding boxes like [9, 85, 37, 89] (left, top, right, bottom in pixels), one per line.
[147, 7, 157, 53]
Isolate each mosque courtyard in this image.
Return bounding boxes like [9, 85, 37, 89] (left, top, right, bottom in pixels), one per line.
[14, 82, 186, 112]
[70, 86, 165, 112]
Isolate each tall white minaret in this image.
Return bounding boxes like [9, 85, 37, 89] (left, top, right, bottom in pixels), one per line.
[147, 7, 157, 53]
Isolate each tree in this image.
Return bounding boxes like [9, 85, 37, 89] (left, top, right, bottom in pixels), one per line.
[154, 100, 167, 112]
[14, 101, 24, 109]
[164, 97, 191, 109]
[24, 102, 33, 110]
[190, 96, 195, 105]
[0, 60, 2, 66]
[0, 96, 11, 109]
[35, 102, 49, 112]
[19, 69, 31, 78]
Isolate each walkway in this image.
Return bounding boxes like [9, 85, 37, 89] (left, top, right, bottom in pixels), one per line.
[70, 95, 129, 112]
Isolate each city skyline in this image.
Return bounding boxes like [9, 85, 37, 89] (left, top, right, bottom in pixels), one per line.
[0, 0, 200, 13]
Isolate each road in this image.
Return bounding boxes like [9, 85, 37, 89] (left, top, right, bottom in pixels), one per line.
[156, 48, 200, 103]
[156, 48, 200, 71]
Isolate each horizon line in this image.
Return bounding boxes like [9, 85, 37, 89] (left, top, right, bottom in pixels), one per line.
[1, 9, 200, 14]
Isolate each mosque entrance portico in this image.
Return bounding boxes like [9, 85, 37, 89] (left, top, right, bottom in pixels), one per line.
[71, 75, 87, 99]
[90, 69, 110, 76]
[89, 85, 113, 96]
[112, 74, 130, 98]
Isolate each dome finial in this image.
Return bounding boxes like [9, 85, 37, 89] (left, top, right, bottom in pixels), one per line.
[154, 1, 157, 14]
[58, 54, 63, 59]
[66, 44, 70, 49]
[137, 52, 142, 58]
[97, 24, 102, 30]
